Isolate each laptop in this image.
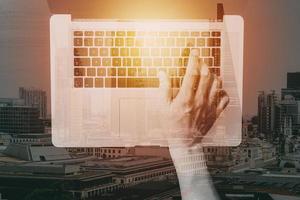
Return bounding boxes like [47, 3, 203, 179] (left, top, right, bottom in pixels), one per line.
[49, 1, 244, 147]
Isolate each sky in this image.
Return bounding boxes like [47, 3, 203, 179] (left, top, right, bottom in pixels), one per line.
[0, 0, 300, 117]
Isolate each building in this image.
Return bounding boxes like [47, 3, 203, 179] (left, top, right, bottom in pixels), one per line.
[0, 144, 120, 199]
[280, 95, 300, 135]
[82, 156, 176, 187]
[287, 72, 300, 89]
[0, 103, 45, 134]
[67, 147, 133, 158]
[280, 72, 300, 135]
[19, 87, 47, 119]
[257, 91, 280, 140]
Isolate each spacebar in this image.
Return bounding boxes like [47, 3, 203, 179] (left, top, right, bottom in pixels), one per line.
[118, 78, 159, 88]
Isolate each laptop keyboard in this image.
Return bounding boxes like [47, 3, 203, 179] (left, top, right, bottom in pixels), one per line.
[73, 30, 221, 88]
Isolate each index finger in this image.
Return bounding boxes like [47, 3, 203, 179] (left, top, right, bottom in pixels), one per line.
[176, 49, 201, 104]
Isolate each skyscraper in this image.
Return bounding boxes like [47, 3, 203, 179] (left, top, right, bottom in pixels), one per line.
[287, 72, 300, 89]
[257, 91, 280, 140]
[280, 72, 300, 134]
[19, 87, 47, 119]
[0, 98, 44, 134]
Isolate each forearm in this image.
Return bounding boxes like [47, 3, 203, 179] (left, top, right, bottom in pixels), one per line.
[169, 143, 219, 200]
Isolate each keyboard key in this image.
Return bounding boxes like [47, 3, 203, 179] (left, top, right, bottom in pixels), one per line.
[168, 68, 177, 76]
[74, 31, 83, 36]
[183, 58, 189, 66]
[163, 58, 172, 66]
[201, 31, 210, 37]
[84, 31, 93, 36]
[123, 58, 132, 66]
[127, 78, 159, 88]
[197, 38, 205, 46]
[74, 68, 85, 76]
[214, 55, 221, 66]
[159, 68, 167, 74]
[105, 78, 116, 87]
[74, 78, 83, 87]
[115, 38, 124, 46]
[161, 48, 170, 56]
[105, 38, 114, 46]
[95, 31, 104, 36]
[127, 78, 147, 87]
[148, 68, 157, 76]
[74, 38, 83, 46]
[138, 68, 147, 76]
[212, 48, 221, 56]
[111, 48, 119, 56]
[173, 58, 182, 66]
[120, 48, 129, 56]
[87, 68, 96, 76]
[202, 48, 210, 56]
[94, 38, 103, 46]
[74, 48, 88, 56]
[157, 38, 165, 46]
[107, 68, 116, 76]
[143, 58, 152, 66]
[97, 68, 106, 76]
[135, 38, 144, 47]
[118, 78, 127, 87]
[102, 58, 111, 66]
[127, 31, 136, 37]
[112, 58, 121, 66]
[181, 48, 190, 57]
[84, 78, 93, 88]
[186, 38, 195, 47]
[166, 38, 175, 46]
[84, 38, 93, 46]
[212, 31, 221, 37]
[136, 31, 145, 36]
[151, 48, 160, 56]
[89, 48, 98, 56]
[128, 68, 137, 76]
[191, 32, 200, 36]
[147, 78, 159, 87]
[170, 78, 181, 88]
[92, 58, 101, 66]
[118, 68, 126, 76]
[116, 31, 125, 36]
[171, 48, 180, 56]
[74, 58, 90, 66]
[95, 78, 104, 87]
[178, 68, 186, 76]
[209, 68, 220, 76]
[180, 31, 189, 36]
[131, 48, 140, 56]
[106, 31, 115, 36]
[170, 32, 179, 36]
[133, 58, 142, 66]
[207, 38, 221, 46]
[125, 38, 134, 46]
[153, 58, 162, 66]
[204, 58, 213, 66]
[100, 48, 109, 56]
[176, 38, 185, 47]
[140, 48, 150, 56]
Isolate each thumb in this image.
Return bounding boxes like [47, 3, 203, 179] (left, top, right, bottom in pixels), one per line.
[158, 70, 172, 104]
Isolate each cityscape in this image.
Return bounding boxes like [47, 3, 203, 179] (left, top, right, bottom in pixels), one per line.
[0, 72, 299, 200]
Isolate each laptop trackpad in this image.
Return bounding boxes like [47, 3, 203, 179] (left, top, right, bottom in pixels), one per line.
[119, 99, 146, 139]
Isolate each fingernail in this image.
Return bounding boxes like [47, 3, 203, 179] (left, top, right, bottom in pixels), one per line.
[191, 48, 200, 57]
[201, 64, 209, 76]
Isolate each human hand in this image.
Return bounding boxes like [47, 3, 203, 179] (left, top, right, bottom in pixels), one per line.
[159, 48, 229, 147]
